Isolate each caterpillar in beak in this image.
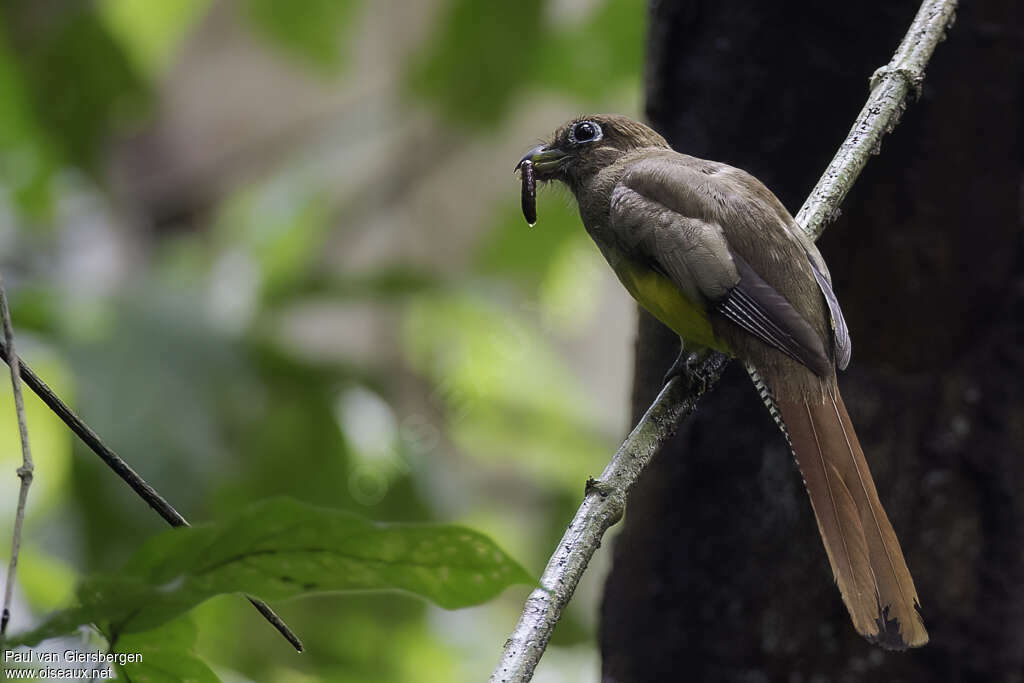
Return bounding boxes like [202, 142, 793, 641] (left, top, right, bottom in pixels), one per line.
[519, 160, 536, 227]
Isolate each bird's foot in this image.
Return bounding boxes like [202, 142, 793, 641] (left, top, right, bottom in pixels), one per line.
[663, 346, 713, 393]
[585, 476, 614, 498]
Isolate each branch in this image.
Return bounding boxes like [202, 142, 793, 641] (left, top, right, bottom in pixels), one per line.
[491, 362, 727, 682]
[796, 0, 958, 240]
[490, 1, 958, 680]
[0, 272, 34, 643]
[0, 338, 303, 652]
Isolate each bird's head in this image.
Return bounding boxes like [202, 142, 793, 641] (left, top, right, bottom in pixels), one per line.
[515, 114, 668, 191]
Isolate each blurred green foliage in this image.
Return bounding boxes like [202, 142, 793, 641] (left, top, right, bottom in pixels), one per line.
[4, 3, 149, 173]
[409, 0, 546, 126]
[410, 0, 644, 126]
[475, 195, 581, 286]
[0, 30, 59, 218]
[0, 354, 72, 518]
[0, 0, 643, 680]
[403, 288, 609, 489]
[244, 0, 363, 71]
[101, 0, 210, 77]
[0, 1, 148, 219]
[534, 0, 645, 100]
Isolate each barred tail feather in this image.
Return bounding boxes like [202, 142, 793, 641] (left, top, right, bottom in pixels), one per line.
[746, 365, 928, 649]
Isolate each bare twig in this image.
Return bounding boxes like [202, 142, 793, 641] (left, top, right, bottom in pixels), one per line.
[0, 272, 34, 642]
[0, 338, 303, 652]
[490, 1, 958, 680]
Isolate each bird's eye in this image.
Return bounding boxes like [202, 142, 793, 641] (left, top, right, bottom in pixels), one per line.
[570, 121, 601, 144]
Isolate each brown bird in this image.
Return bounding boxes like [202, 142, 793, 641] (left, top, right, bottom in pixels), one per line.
[516, 114, 927, 649]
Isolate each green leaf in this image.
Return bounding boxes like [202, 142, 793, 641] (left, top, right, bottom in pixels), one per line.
[10, 498, 532, 647]
[113, 616, 219, 683]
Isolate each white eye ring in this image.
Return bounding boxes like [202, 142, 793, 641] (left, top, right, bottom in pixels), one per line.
[568, 121, 602, 145]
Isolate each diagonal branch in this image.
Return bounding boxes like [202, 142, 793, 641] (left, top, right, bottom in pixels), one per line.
[0, 272, 34, 643]
[796, 0, 957, 239]
[490, 0, 958, 680]
[0, 338, 303, 652]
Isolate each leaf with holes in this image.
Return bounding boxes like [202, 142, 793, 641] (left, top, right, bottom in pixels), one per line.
[10, 498, 533, 646]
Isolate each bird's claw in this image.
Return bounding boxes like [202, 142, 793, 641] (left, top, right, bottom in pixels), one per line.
[663, 347, 712, 393]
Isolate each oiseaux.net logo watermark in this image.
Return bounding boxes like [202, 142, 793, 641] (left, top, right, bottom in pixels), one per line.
[4, 650, 141, 679]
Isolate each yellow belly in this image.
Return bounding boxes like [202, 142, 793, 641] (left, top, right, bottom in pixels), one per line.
[616, 262, 731, 353]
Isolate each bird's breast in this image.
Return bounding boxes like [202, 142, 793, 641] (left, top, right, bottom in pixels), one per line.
[613, 258, 731, 353]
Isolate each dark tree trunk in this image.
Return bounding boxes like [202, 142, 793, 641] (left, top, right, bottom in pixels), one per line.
[600, 1, 1024, 681]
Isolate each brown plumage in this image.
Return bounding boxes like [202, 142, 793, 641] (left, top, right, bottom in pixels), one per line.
[518, 114, 927, 648]
[750, 366, 927, 649]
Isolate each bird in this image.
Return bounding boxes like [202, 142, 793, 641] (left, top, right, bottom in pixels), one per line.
[515, 114, 927, 649]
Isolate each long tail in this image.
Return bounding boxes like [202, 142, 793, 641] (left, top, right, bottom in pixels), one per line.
[747, 365, 928, 649]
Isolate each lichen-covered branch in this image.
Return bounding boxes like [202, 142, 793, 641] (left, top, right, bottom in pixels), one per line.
[796, 0, 958, 240]
[490, 1, 958, 680]
[491, 362, 727, 682]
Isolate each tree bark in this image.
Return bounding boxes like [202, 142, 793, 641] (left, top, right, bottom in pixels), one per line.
[600, 1, 1024, 681]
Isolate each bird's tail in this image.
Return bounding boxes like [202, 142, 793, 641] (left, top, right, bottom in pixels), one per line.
[747, 365, 928, 649]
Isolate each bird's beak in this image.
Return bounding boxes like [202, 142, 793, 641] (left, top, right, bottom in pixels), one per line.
[515, 145, 568, 175]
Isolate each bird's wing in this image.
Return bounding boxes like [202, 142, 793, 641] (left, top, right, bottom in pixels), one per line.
[610, 157, 830, 375]
[806, 251, 851, 370]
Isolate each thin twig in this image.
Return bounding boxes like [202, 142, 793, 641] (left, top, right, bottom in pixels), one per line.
[0, 272, 34, 642]
[490, 1, 958, 680]
[0, 340, 303, 652]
